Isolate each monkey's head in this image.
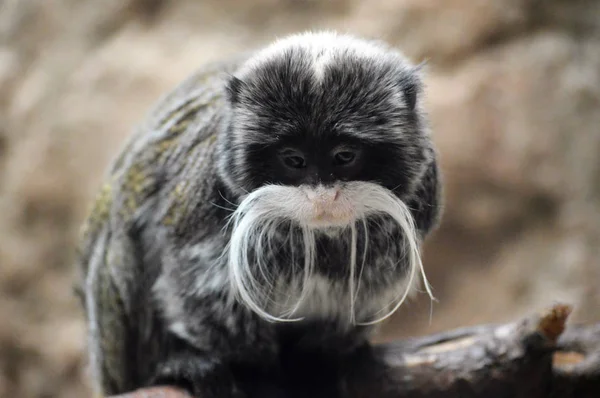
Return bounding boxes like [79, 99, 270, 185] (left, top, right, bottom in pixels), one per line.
[217, 31, 439, 323]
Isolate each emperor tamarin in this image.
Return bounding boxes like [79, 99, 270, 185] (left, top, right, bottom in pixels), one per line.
[76, 31, 442, 397]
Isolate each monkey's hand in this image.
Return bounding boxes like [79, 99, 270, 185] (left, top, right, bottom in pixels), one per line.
[152, 354, 245, 398]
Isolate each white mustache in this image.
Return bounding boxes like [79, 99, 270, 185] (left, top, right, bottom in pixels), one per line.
[225, 182, 435, 324]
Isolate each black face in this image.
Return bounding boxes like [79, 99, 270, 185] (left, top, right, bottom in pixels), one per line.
[244, 133, 412, 191]
[222, 45, 430, 197]
[266, 138, 362, 185]
[275, 142, 362, 185]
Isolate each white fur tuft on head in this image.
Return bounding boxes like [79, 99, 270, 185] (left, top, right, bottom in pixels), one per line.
[225, 182, 434, 324]
[235, 30, 413, 87]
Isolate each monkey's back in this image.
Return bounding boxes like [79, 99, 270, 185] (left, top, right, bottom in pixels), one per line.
[75, 58, 243, 395]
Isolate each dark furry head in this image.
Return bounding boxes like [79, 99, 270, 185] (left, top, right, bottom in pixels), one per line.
[213, 32, 440, 324]
[217, 31, 433, 200]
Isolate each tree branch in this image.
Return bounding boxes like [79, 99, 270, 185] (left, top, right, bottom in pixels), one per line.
[111, 304, 600, 398]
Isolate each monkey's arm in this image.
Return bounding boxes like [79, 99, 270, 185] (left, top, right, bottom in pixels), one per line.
[144, 236, 280, 398]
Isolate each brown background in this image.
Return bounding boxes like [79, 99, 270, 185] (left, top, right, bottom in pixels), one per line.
[1, 1, 599, 397]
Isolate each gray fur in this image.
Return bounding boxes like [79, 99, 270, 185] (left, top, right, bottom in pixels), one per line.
[75, 31, 442, 397]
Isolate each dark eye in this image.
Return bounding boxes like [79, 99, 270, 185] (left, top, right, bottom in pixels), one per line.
[333, 150, 357, 166]
[280, 149, 306, 169]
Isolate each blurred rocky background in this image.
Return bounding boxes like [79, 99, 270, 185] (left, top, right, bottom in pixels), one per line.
[1, 0, 599, 396]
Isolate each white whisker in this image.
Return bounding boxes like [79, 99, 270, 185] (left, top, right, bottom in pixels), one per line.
[350, 218, 369, 325]
[218, 190, 240, 208]
[353, 185, 434, 325]
[228, 186, 311, 322]
[283, 225, 315, 318]
[226, 182, 434, 325]
[348, 223, 358, 324]
[209, 201, 237, 213]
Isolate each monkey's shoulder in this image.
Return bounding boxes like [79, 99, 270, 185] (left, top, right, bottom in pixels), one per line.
[79, 59, 244, 254]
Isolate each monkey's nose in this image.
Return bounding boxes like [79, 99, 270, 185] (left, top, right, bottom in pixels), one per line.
[304, 186, 340, 204]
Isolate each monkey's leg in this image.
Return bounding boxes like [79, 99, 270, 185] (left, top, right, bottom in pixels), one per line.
[84, 231, 138, 396]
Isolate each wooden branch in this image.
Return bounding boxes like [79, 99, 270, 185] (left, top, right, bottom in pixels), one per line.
[111, 304, 600, 398]
[111, 386, 192, 397]
[344, 304, 596, 398]
[553, 321, 600, 397]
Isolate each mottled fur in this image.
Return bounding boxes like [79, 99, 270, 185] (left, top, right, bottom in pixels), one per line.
[76, 31, 442, 397]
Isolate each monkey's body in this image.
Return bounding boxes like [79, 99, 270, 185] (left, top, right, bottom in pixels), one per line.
[76, 32, 442, 397]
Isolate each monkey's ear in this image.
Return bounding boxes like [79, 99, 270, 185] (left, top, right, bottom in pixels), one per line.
[402, 61, 427, 111]
[403, 80, 419, 111]
[225, 75, 245, 105]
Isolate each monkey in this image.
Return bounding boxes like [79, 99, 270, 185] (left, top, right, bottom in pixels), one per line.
[75, 31, 443, 398]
